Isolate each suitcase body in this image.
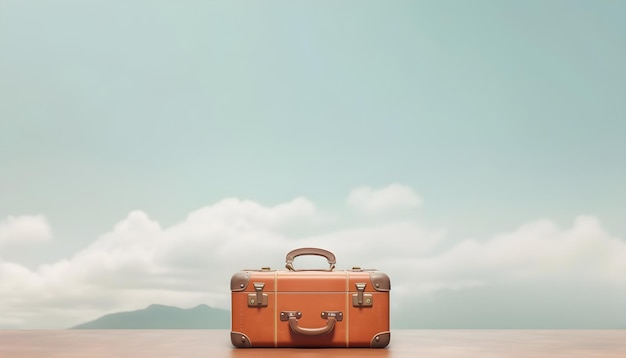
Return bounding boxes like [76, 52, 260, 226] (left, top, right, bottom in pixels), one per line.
[230, 248, 390, 348]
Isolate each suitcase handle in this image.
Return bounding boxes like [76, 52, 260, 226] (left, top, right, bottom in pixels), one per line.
[285, 248, 336, 271]
[288, 316, 336, 336]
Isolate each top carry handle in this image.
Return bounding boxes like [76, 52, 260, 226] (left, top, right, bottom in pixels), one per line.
[285, 247, 336, 272]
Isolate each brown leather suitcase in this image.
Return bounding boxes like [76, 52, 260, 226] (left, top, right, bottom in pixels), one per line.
[230, 248, 391, 348]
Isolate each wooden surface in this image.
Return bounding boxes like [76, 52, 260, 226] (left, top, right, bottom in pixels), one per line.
[1, 330, 625, 357]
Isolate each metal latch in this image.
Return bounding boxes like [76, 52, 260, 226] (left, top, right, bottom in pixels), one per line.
[352, 282, 373, 307]
[248, 282, 268, 307]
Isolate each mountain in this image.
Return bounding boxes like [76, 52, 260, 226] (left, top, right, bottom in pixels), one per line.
[71, 304, 229, 329]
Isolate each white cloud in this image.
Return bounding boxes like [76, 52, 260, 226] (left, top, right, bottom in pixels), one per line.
[0, 188, 625, 329]
[412, 215, 626, 285]
[0, 215, 52, 247]
[347, 183, 422, 214]
[0, 197, 318, 328]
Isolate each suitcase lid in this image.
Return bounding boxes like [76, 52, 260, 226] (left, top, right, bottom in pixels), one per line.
[231, 248, 390, 293]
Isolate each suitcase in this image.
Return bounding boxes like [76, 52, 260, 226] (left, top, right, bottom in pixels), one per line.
[230, 247, 391, 348]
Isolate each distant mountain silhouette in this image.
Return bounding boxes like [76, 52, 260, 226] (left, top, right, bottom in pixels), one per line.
[71, 304, 229, 329]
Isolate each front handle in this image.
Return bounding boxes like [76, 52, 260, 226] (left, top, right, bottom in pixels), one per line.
[288, 316, 336, 336]
[280, 311, 343, 336]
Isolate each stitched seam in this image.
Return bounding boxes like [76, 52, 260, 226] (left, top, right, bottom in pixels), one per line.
[274, 271, 278, 348]
[345, 270, 349, 348]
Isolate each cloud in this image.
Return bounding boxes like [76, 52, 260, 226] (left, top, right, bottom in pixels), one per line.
[347, 183, 422, 214]
[389, 215, 626, 328]
[412, 216, 626, 285]
[0, 188, 625, 329]
[0, 215, 52, 247]
[0, 197, 318, 328]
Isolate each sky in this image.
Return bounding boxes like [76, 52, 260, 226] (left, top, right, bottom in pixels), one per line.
[0, 0, 625, 329]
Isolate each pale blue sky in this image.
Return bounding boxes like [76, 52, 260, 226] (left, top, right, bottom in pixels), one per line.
[2, 0, 624, 256]
[0, 1, 625, 328]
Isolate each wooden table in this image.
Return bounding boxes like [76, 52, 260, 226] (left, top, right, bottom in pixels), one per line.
[1, 330, 625, 357]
